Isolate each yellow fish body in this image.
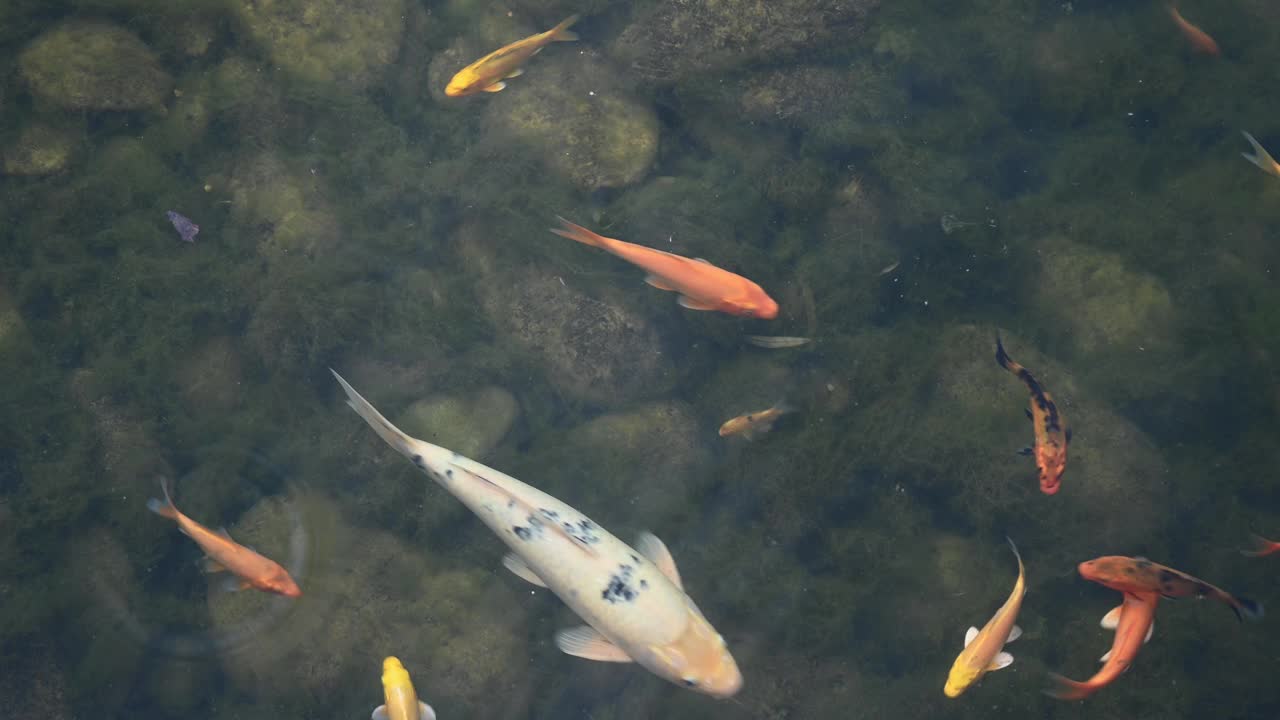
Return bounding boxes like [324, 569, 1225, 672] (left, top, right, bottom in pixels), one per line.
[717, 402, 794, 439]
[943, 538, 1026, 698]
[445, 15, 579, 97]
[373, 657, 435, 720]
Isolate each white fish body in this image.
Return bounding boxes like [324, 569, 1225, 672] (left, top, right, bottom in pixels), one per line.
[331, 370, 742, 697]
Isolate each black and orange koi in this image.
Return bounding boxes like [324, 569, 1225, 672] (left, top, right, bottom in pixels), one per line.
[996, 335, 1070, 495]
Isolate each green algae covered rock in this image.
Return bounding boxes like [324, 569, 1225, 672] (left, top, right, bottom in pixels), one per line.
[399, 386, 520, 460]
[481, 49, 658, 191]
[736, 63, 904, 152]
[2, 123, 78, 176]
[19, 21, 172, 111]
[230, 0, 406, 91]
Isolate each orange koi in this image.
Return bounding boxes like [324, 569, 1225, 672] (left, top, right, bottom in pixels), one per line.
[1078, 556, 1261, 622]
[995, 335, 1069, 495]
[147, 478, 302, 598]
[1168, 6, 1219, 55]
[1242, 534, 1280, 557]
[718, 402, 794, 439]
[1045, 591, 1159, 701]
[551, 217, 779, 319]
[445, 15, 579, 97]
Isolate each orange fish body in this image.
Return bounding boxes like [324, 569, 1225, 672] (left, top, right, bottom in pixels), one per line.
[719, 402, 794, 438]
[445, 15, 579, 97]
[995, 335, 1069, 494]
[1243, 534, 1280, 557]
[552, 217, 779, 319]
[1078, 556, 1260, 621]
[1046, 591, 1159, 700]
[147, 479, 302, 598]
[1168, 6, 1220, 55]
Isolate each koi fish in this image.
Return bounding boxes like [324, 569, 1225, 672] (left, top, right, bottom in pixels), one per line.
[146, 478, 301, 598]
[444, 15, 579, 97]
[718, 402, 794, 439]
[331, 370, 743, 697]
[943, 538, 1026, 698]
[995, 335, 1069, 495]
[1242, 534, 1280, 558]
[374, 657, 435, 720]
[1240, 131, 1280, 178]
[551, 217, 779, 319]
[1168, 6, 1220, 56]
[1045, 591, 1159, 701]
[1077, 556, 1262, 621]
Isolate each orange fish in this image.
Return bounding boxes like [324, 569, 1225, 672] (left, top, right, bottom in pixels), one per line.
[1242, 534, 1280, 557]
[1078, 556, 1261, 622]
[995, 335, 1069, 495]
[147, 478, 302, 598]
[445, 15, 579, 97]
[551, 217, 779, 319]
[718, 401, 794, 439]
[1045, 591, 1159, 701]
[1168, 6, 1220, 55]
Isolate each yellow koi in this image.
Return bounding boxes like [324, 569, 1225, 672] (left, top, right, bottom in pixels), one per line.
[943, 538, 1026, 697]
[373, 657, 435, 720]
[445, 16, 579, 97]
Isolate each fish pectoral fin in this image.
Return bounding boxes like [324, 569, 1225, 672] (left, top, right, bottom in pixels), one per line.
[372, 705, 389, 720]
[677, 295, 718, 311]
[1101, 605, 1123, 630]
[505, 68, 525, 79]
[692, 257, 713, 265]
[1024, 408, 1033, 420]
[636, 532, 683, 590]
[200, 556, 228, 574]
[502, 553, 548, 587]
[216, 527, 233, 540]
[483, 81, 507, 93]
[987, 651, 1014, 671]
[555, 626, 634, 662]
[1016, 446, 1034, 456]
[963, 626, 979, 647]
[1065, 427, 1073, 443]
[1005, 624, 1022, 643]
[644, 274, 678, 291]
[1145, 619, 1154, 643]
[1098, 649, 1111, 663]
[418, 701, 437, 720]
[220, 575, 252, 593]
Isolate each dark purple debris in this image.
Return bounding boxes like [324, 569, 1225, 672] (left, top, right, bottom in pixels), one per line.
[165, 210, 199, 242]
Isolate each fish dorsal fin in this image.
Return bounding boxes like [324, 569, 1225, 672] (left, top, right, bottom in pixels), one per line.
[677, 295, 717, 311]
[1100, 605, 1122, 630]
[963, 626, 979, 647]
[987, 651, 1014, 671]
[636, 532, 682, 589]
[484, 81, 507, 93]
[554, 626, 634, 662]
[1005, 624, 1022, 643]
[1145, 619, 1154, 643]
[502, 553, 547, 587]
[644, 274, 678, 291]
[449, 462, 597, 557]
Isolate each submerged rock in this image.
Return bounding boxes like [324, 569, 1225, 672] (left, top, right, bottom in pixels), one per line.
[399, 386, 520, 460]
[19, 22, 171, 111]
[2, 123, 77, 176]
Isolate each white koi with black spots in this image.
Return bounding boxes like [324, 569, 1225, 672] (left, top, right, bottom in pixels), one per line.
[331, 371, 743, 698]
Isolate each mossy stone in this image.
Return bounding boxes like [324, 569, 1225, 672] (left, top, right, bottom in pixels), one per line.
[19, 21, 171, 111]
[2, 123, 77, 176]
[399, 386, 519, 459]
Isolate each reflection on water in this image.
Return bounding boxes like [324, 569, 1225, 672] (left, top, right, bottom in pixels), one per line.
[2, 1, 1279, 719]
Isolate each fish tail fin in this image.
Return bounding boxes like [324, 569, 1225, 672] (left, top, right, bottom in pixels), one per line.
[773, 399, 797, 415]
[146, 477, 180, 520]
[549, 14, 580, 42]
[995, 333, 1015, 371]
[1241, 533, 1278, 557]
[1231, 595, 1264, 622]
[1043, 672, 1095, 701]
[1241, 131, 1280, 176]
[330, 369, 418, 459]
[550, 216, 608, 249]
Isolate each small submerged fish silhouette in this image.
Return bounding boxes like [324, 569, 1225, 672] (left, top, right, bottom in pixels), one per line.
[166, 211, 199, 243]
[745, 335, 811, 349]
[940, 214, 975, 235]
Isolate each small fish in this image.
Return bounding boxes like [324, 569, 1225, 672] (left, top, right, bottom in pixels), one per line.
[166, 211, 199, 243]
[1240, 131, 1280, 177]
[445, 15, 580, 97]
[996, 335, 1069, 495]
[940, 213, 975, 235]
[1077, 556, 1262, 622]
[877, 260, 900, 276]
[1168, 6, 1220, 56]
[373, 657, 436, 720]
[943, 538, 1026, 698]
[332, 371, 743, 697]
[1241, 534, 1280, 558]
[551, 217, 779, 319]
[147, 478, 301, 598]
[1045, 591, 1159, 701]
[718, 401, 794, 439]
[744, 335, 811, 349]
